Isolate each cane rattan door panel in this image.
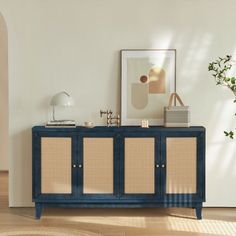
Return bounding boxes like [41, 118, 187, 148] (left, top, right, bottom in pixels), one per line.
[41, 137, 72, 194]
[124, 138, 155, 194]
[83, 138, 113, 194]
[166, 137, 197, 194]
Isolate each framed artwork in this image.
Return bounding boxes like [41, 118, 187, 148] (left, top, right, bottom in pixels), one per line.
[121, 49, 176, 126]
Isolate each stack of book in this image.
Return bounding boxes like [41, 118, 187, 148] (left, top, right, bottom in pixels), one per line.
[46, 120, 76, 128]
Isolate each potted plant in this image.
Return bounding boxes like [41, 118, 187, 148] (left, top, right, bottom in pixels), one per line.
[208, 55, 236, 139]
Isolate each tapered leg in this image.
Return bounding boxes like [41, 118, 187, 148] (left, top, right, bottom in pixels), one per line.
[195, 204, 202, 220]
[35, 203, 43, 219]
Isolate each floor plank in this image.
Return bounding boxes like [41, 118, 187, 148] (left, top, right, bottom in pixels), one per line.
[0, 172, 236, 236]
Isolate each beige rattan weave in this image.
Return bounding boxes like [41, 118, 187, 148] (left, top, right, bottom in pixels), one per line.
[125, 138, 155, 194]
[41, 137, 72, 194]
[83, 138, 113, 194]
[166, 137, 197, 194]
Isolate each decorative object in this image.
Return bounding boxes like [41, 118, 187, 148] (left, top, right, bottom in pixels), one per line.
[32, 125, 205, 220]
[121, 49, 176, 126]
[50, 91, 75, 121]
[84, 121, 94, 128]
[141, 119, 149, 128]
[208, 55, 236, 139]
[100, 109, 120, 126]
[46, 120, 76, 128]
[48, 91, 75, 126]
[164, 92, 190, 127]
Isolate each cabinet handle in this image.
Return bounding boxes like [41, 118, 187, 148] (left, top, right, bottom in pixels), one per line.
[156, 164, 159, 168]
[162, 164, 165, 168]
[72, 164, 77, 168]
[78, 164, 82, 168]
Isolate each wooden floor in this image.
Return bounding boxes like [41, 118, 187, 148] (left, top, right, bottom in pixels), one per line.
[0, 172, 236, 236]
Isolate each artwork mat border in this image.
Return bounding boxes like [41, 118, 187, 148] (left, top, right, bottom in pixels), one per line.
[120, 49, 177, 126]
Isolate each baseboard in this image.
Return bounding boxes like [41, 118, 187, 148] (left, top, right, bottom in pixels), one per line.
[9, 202, 34, 208]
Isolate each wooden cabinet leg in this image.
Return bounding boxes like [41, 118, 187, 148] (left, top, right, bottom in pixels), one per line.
[195, 204, 202, 220]
[35, 203, 43, 219]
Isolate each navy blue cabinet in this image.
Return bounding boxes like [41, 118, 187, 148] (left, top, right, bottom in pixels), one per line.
[32, 126, 205, 219]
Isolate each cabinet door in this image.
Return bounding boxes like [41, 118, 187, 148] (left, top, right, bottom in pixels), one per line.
[162, 132, 205, 201]
[120, 133, 161, 200]
[166, 137, 197, 194]
[33, 133, 77, 200]
[79, 133, 118, 199]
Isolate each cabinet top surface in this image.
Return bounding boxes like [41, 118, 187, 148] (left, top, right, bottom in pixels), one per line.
[32, 126, 205, 132]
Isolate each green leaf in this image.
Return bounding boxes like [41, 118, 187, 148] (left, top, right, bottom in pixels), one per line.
[208, 64, 213, 70]
[224, 130, 234, 139]
[231, 77, 236, 84]
[230, 85, 236, 91]
[229, 131, 234, 139]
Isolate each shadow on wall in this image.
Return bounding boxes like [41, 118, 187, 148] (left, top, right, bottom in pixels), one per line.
[157, 31, 236, 206]
[0, 11, 9, 171]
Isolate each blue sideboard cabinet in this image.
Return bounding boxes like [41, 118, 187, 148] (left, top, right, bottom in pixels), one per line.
[32, 126, 205, 219]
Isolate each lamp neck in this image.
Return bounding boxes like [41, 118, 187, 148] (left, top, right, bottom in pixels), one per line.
[52, 105, 55, 121]
[63, 91, 70, 97]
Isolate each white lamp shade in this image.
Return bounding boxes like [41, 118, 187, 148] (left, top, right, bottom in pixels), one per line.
[50, 91, 75, 107]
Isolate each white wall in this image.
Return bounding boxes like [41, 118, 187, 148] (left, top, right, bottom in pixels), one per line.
[0, 12, 8, 171]
[0, 0, 235, 207]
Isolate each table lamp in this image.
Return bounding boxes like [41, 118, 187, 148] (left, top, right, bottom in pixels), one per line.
[50, 91, 75, 121]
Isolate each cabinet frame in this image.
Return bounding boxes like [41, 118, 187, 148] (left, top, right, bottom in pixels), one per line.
[32, 126, 205, 220]
[32, 131, 78, 201]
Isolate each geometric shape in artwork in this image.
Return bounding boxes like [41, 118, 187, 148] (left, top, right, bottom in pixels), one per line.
[131, 83, 148, 109]
[148, 67, 166, 94]
[83, 138, 113, 194]
[41, 137, 72, 194]
[124, 138, 155, 194]
[140, 75, 148, 83]
[166, 137, 197, 194]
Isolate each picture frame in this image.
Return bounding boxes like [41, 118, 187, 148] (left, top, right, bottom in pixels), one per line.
[121, 49, 176, 126]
